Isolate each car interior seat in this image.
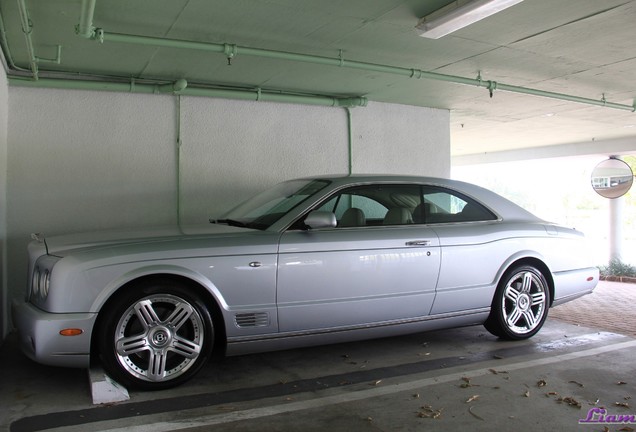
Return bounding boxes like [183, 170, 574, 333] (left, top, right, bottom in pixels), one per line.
[339, 207, 366, 227]
[383, 208, 413, 225]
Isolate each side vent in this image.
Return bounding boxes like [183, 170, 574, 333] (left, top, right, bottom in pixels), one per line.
[234, 312, 270, 328]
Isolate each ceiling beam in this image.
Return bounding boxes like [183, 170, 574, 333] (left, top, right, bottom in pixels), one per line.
[453, 136, 636, 165]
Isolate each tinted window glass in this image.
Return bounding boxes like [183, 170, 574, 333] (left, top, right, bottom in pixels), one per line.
[222, 179, 330, 229]
[420, 187, 496, 224]
[310, 183, 496, 228]
[317, 184, 421, 227]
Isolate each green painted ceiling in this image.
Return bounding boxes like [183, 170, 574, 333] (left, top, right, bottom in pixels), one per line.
[0, 0, 635, 156]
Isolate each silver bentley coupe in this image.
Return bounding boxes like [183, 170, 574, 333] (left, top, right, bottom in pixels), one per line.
[12, 175, 599, 390]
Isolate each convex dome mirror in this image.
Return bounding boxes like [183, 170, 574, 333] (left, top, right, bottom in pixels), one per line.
[591, 158, 634, 199]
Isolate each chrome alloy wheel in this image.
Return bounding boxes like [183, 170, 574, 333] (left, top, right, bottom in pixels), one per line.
[502, 270, 547, 335]
[114, 294, 205, 382]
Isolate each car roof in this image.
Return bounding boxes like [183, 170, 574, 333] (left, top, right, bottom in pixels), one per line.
[302, 174, 544, 223]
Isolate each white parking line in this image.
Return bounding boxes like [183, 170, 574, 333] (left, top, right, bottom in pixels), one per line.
[47, 339, 636, 432]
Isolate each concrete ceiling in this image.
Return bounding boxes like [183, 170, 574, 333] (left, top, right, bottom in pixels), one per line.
[0, 0, 635, 157]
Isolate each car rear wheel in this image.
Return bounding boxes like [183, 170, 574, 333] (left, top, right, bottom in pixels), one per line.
[98, 280, 214, 390]
[484, 265, 550, 340]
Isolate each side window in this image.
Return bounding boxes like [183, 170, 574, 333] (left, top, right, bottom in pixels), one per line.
[350, 195, 387, 220]
[317, 192, 389, 227]
[317, 184, 422, 227]
[421, 187, 496, 223]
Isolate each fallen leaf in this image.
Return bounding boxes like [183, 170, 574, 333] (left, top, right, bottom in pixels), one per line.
[546, 391, 558, 397]
[569, 380, 585, 388]
[418, 405, 443, 419]
[537, 379, 547, 388]
[468, 405, 484, 421]
[460, 377, 479, 388]
[371, 380, 382, 386]
[524, 390, 530, 398]
[618, 427, 634, 432]
[618, 381, 628, 385]
[557, 396, 582, 409]
[615, 402, 630, 408]
[466, 395, 480, 403]
[412, 393, 420, 399]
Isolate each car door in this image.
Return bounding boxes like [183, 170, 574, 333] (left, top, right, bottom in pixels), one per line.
[276, 184, 441, 333]
[421, 186, 504, 315]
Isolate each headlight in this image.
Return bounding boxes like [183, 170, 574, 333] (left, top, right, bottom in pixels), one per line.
[39, 269, 50, 299]
[29, 256, 58, 303]
[30, 266, 51, 302]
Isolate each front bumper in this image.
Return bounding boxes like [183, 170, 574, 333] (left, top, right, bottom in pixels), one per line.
[11, 299, 97, 368]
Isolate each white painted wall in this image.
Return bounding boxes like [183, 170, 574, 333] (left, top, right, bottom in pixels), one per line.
[3, 87, 450, 332]
[0, 65, 7, 338]
[351, 103, 449, 174]
[179, 97, 350, 223]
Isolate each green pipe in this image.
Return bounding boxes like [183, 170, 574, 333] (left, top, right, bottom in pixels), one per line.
[36, 44, 62, 65]
[99, 31, 226, 53]
[158, 78, 188, 93]
[76, 0, 97, 38]
[494, 82, 632, 111]
[0, 3, 26, 73]
[87, 29, 635, 113]
[176, 95, 182, 228]
[8, 77, 368, 107]
[16, 0, 38, 80]
[346, 108, 353, 175]
[15, 0, 63, 78]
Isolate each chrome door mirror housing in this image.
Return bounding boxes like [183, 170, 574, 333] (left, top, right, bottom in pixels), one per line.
[304, 211, 337, 229]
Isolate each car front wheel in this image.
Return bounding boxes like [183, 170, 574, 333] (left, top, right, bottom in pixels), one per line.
[98, 280, 214, 390]
[484, 265, 550, 340]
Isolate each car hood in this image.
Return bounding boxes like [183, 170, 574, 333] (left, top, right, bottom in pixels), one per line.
[36, 224, 252, 256]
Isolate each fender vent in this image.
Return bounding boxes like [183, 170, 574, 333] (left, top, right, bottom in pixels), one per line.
[234, 312, 270, 328]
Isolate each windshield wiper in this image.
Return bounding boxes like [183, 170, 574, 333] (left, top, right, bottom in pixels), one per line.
[210, 218, 248, 228]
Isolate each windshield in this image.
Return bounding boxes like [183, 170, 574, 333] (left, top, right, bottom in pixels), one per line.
[217, 179, 331, 230]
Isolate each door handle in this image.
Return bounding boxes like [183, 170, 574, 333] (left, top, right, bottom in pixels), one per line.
[405, 240, 431, 246]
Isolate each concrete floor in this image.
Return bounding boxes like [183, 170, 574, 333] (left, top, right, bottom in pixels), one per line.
[2, 281, 635, 432]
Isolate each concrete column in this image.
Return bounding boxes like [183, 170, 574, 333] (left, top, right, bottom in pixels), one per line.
[609, 195, 624, 262]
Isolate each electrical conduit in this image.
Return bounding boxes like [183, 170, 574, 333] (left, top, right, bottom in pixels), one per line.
[14, 0, 634, 113]
[72, 26, 635, 113]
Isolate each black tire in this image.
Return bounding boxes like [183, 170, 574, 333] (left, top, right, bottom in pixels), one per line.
[484, 265, 550, 340]
[98, 279, 214, 390]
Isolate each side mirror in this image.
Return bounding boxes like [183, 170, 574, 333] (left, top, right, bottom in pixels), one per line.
[304, 211, 337, 229]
